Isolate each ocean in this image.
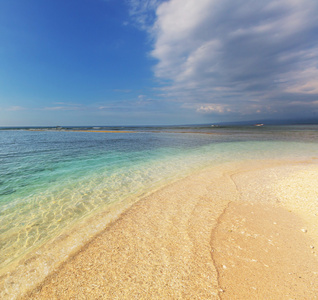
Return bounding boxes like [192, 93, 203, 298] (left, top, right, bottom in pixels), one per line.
[0, 125, 318, 297]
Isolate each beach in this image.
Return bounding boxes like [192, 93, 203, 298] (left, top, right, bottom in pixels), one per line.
[1, 127, 318, 299]
[3, 0, 318, 297]
[16, 159, 318, 299]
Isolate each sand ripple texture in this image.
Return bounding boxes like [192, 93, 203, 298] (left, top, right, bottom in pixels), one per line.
[5, 160, 318, 299]
[213, 161, 318, 299]
[21, 164, 238, 300]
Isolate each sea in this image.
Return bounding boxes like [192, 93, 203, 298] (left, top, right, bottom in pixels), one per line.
[0, 124, 318, 297]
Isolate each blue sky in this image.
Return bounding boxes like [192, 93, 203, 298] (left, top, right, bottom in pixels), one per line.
[1, 0, 318, 126]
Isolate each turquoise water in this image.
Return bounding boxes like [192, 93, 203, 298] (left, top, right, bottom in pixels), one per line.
[1, 126, 318, 274]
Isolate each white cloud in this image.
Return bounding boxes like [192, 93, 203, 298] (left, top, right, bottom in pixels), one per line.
[42, 107, 71, 111]
[148, 0, 318, 118]
[42, 105, 82, 111]
[41, 102, 84, 111]
[196, 104, 231, 114]
[7, 106, 26, 111]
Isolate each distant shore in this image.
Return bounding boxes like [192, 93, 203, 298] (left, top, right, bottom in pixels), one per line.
[5, 159, 316, 299]
[11, 128, 225, 135]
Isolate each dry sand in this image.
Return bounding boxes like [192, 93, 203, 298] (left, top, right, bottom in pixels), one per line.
[11, 160, 318, 299]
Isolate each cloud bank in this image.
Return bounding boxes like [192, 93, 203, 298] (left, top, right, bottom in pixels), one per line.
[145, 0, 318, 120]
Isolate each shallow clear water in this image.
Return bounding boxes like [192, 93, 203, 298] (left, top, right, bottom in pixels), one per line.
[0, 126, 318, 272]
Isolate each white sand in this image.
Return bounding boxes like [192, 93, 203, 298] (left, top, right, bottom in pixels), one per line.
[1, 159, 317, 299]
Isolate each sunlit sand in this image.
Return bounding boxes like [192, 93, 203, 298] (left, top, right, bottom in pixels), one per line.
[9, 159, 317, 299]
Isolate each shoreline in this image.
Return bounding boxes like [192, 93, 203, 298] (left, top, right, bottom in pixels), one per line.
[1, 159, 318, 299]
[16, 129, 224, 135]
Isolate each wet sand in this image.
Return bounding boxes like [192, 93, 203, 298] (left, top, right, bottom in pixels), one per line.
[28, 129, 221, 135]
[10, 160, 318, 299]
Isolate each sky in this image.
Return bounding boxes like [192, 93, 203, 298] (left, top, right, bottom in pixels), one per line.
[1, 0, 318, 126]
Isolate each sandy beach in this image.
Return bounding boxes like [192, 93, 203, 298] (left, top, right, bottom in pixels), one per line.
[7, 159, 315, 299]
[2, 0, 318, 297]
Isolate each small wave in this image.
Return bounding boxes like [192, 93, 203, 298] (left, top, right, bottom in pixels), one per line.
[0, 189, 16, 196]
